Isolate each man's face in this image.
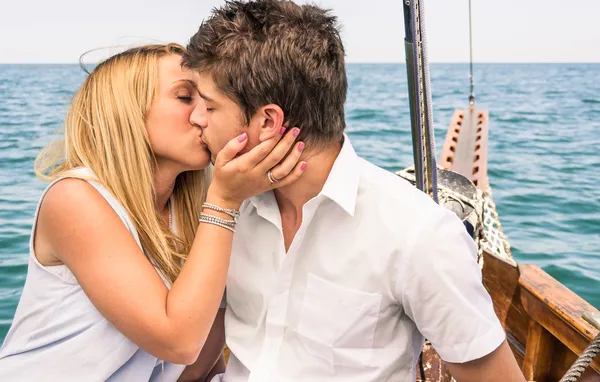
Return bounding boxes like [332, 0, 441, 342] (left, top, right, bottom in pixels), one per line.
[189, 74, 262, 164]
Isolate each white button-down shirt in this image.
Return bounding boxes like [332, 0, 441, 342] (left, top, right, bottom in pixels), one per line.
[221, 137, 505, 382]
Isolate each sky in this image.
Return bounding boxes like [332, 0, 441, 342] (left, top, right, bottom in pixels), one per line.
[0, 0, 599, 64]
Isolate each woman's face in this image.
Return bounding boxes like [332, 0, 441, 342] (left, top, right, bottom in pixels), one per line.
[145, 54, 210, 173]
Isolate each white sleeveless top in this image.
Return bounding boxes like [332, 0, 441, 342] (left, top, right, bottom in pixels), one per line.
[0, 168, 186, 381]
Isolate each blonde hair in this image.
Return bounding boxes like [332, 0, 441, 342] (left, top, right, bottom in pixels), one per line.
[35, 43, 210, 283]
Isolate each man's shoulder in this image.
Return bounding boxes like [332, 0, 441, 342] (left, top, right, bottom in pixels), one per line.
[355, 157, 409, 195]
[355, 158, 441, 217]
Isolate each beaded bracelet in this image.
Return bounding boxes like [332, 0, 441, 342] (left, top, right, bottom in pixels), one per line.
[202, 202, 240, 223]
[199, 213, 236, 232]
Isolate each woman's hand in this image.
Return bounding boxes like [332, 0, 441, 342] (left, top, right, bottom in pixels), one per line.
[209, 127, 306, 209]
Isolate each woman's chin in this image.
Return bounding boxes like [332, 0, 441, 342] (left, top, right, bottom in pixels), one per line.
[196, 158, 211, 170]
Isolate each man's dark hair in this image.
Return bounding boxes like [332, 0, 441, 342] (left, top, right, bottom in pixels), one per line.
[183, 0, 347, 148]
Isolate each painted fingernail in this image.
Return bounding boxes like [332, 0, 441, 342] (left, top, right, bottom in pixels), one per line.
[237, 132, 247, 142]
[280, 127, 286, 135]
[300, 162, 307, 170]
[297, 142, 305, 152]
[292, 128, 300, 137]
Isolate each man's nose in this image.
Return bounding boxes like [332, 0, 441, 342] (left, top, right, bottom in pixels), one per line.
[190, 100, 207, 128]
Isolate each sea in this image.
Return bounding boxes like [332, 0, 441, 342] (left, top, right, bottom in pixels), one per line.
[0, 63, 599, 342]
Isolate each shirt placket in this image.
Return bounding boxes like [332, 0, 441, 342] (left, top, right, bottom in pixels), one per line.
[248, 197, 322, 382]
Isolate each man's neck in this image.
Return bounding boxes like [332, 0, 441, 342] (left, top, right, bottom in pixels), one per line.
[274, 141, 342, 227]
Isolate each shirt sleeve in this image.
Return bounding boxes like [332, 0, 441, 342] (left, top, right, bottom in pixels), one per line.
[396, 207, 506, 363]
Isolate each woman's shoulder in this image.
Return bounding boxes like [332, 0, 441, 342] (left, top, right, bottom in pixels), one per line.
[37, 173, 140, 254]
[42, 174, 109, 213]
[40, 169, 132, 228]
[34, 177, 112, 265]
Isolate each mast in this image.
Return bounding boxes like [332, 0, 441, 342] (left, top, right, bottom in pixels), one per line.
[468, 0, 475, 106]
[402, 0, 438, 202]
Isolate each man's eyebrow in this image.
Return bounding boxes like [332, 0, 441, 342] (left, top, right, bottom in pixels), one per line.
[177, 79, 215, 102]
[198, 90, 215, 103]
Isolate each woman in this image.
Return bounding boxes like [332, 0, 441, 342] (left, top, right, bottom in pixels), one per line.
[0, 43, 305, 381]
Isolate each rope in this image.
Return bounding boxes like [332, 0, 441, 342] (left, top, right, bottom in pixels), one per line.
[559, 333, 600, 382]
[481, 190, 512, 261]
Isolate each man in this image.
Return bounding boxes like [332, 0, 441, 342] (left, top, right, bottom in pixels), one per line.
[182, 1, 526, 381]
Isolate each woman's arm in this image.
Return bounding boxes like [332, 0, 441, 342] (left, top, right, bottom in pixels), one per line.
[39, 130, 304, 364]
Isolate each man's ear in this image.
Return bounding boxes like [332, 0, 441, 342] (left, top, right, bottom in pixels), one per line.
[253, 104, 284, 142]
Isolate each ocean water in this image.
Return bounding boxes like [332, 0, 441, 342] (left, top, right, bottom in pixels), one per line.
[0, 63, 599, 342]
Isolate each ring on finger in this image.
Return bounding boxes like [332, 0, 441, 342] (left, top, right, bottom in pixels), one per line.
[267, 170, 281, 184]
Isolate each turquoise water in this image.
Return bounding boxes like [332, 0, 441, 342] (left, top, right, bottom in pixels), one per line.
[0, 63, 599, 342]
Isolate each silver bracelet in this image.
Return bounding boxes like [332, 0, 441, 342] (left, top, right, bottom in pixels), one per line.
[199, 217, 236, 233]
[200, 213, 236, 227]
[202, 202, 240, 222]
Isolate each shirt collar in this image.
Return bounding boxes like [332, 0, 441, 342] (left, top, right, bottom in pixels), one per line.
[319, 134, 359, 216]
[246, 134, 360, 217]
